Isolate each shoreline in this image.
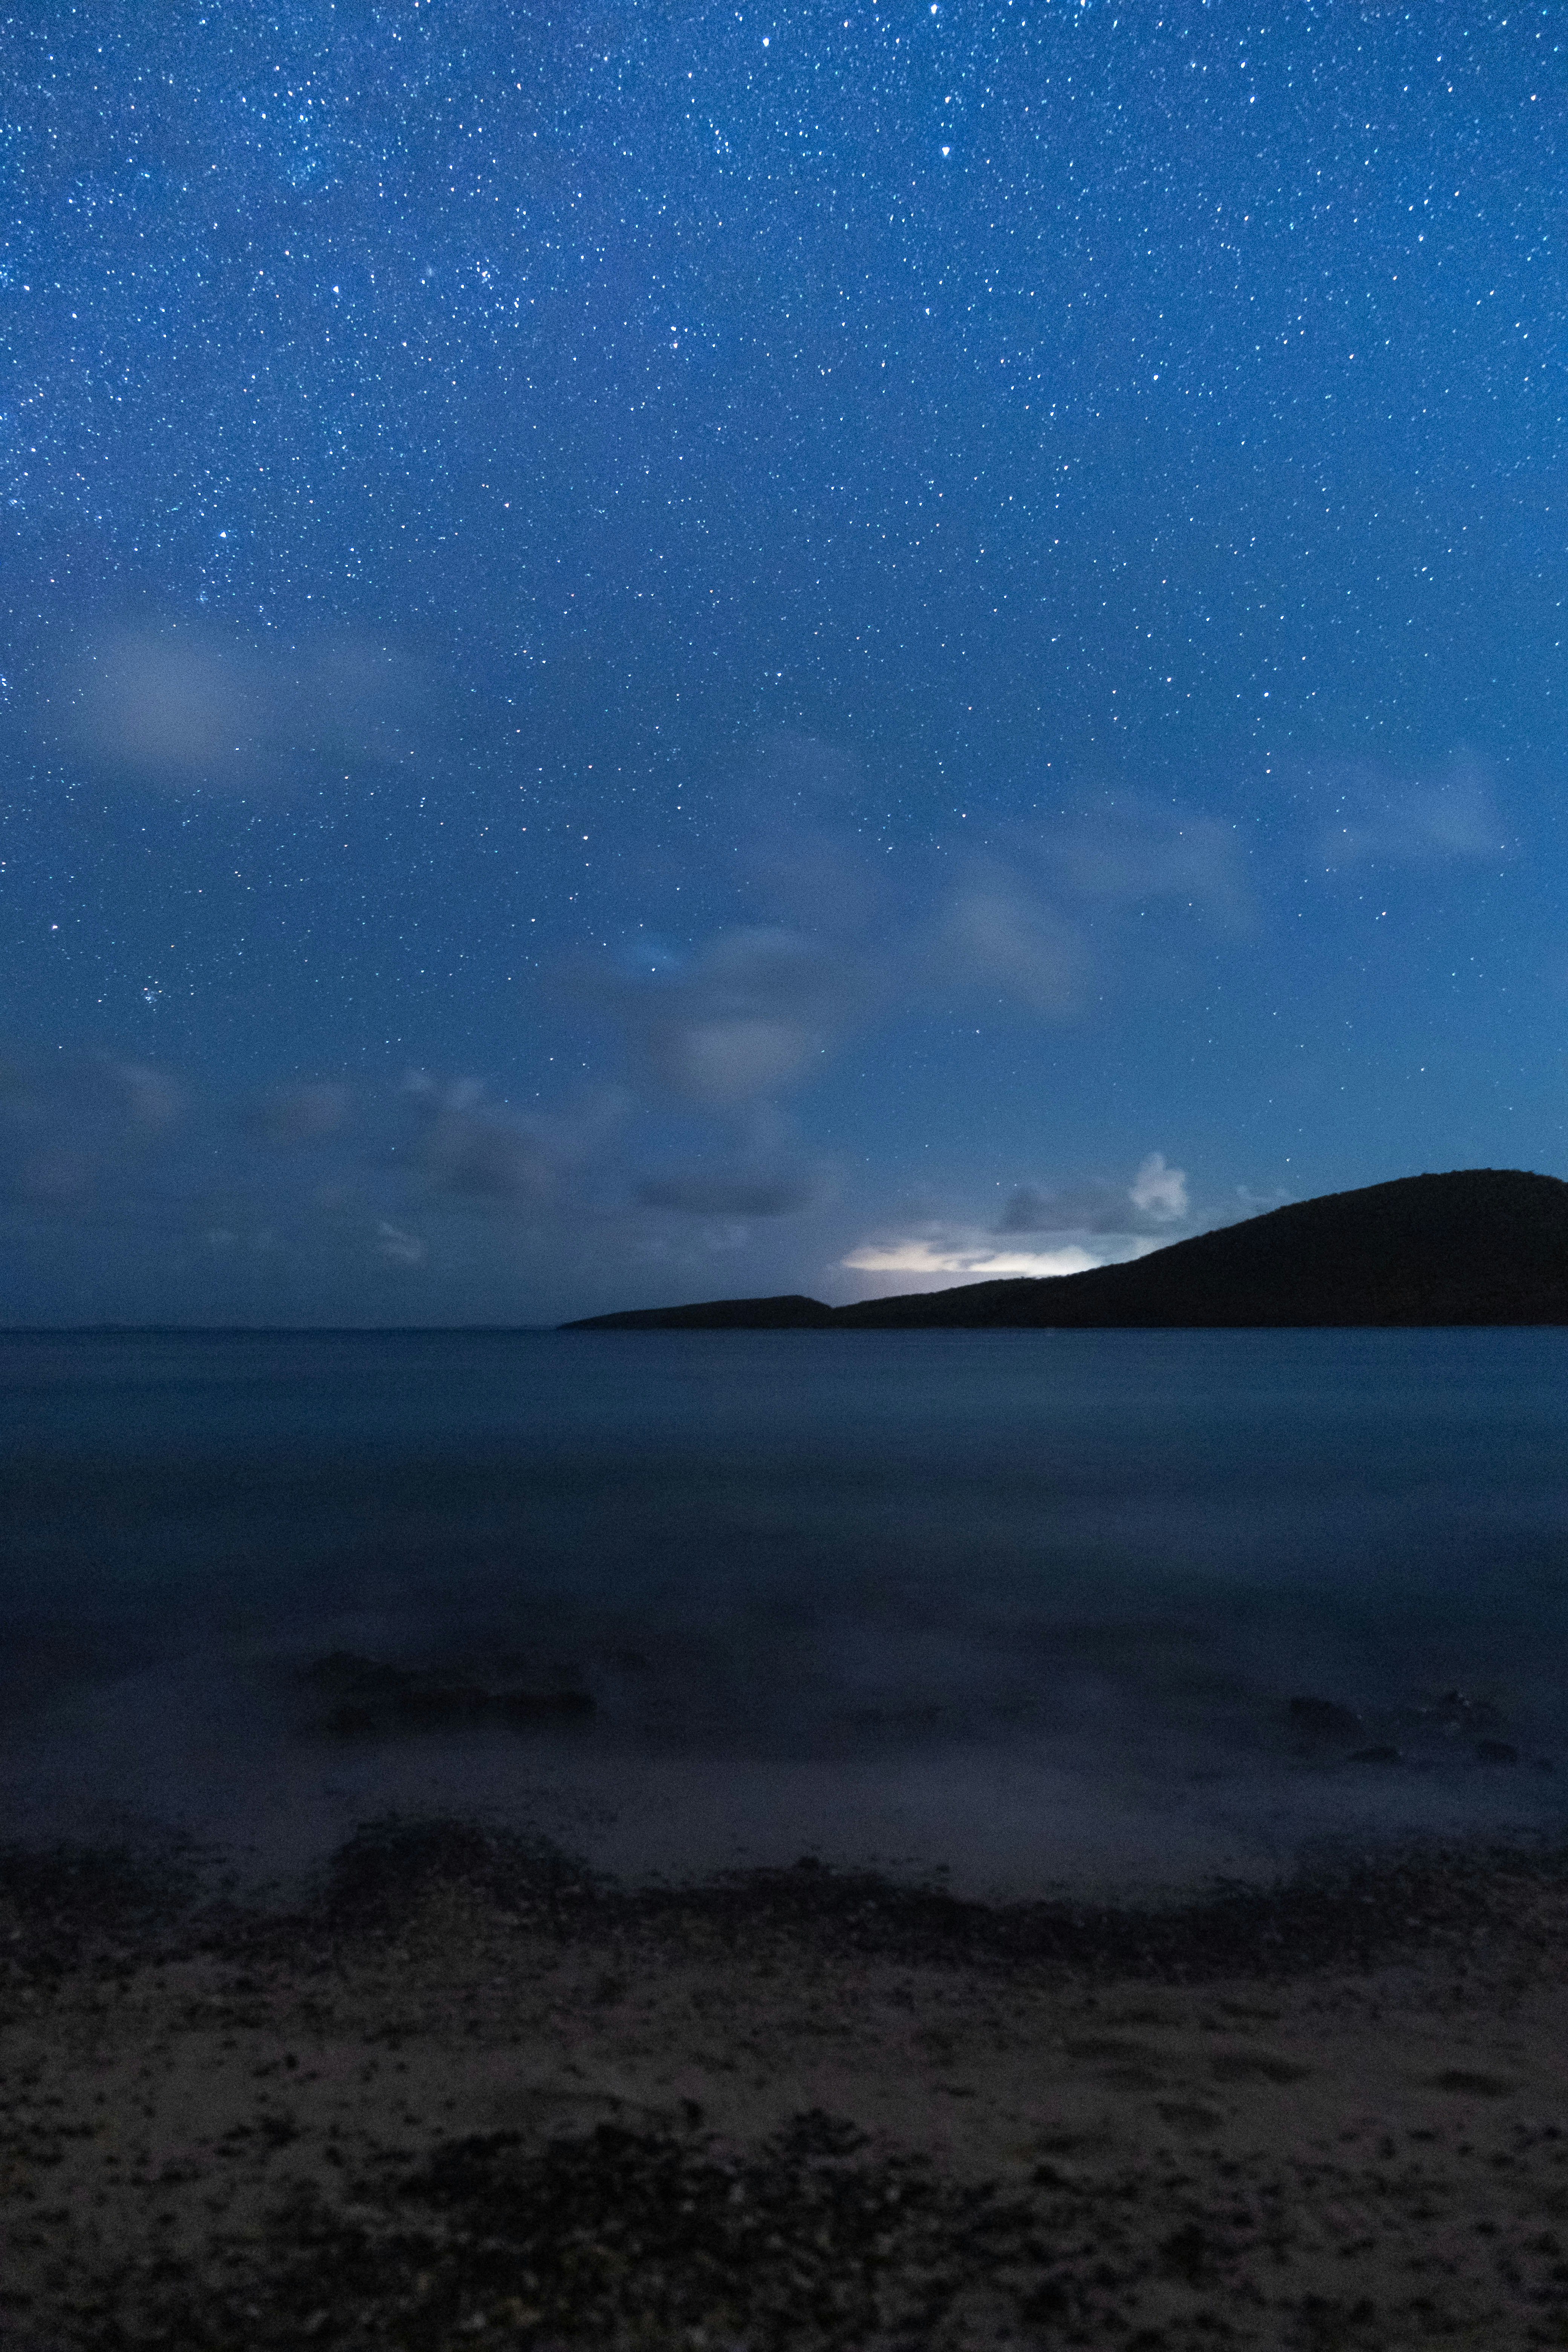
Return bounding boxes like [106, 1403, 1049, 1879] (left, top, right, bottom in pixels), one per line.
[11, 1655, 1565, 1913]
[5, 1822, 1568, 2346]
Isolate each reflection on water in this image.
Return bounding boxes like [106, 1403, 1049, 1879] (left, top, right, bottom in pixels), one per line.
[2, 1328, 1566, 1893]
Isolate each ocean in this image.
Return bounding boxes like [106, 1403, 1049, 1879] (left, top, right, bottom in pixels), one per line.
[3, 1326, 1566, 1897]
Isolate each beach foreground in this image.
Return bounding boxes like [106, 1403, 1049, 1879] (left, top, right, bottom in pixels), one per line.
[4, 1828, 1568, 2349]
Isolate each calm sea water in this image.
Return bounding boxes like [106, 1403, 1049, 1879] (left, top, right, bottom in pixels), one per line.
[3, 1327, 1567, 1894]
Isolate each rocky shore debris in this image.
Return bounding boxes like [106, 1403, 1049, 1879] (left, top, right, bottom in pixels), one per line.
[282, 1817, 1548, 1985]
[58, 2111, 1052, 2351]
[11, 1824, 1568, 2352]
[0, 1839, 199, 1982]
[302, 1652, 594, 1738]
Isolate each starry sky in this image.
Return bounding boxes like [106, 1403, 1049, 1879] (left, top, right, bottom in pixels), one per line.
[2, 0, 1564, 1323]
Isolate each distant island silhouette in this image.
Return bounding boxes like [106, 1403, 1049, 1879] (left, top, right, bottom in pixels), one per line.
[563, 1169, 1568, 1329]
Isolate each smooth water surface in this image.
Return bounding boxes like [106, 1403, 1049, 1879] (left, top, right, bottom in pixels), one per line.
[3, 1327, 1566, 1893]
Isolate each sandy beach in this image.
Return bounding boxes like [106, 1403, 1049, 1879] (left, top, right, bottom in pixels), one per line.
[3, 1825, 1568, 2349]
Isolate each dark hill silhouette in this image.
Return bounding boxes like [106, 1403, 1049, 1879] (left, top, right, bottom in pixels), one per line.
[563, 1170, 1568, 1330]
[569, 1292, 835, 1332]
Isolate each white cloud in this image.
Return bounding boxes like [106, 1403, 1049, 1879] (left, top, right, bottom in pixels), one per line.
[841, 1236, 1124, 1280]
[846, 1159, 1193, 1292]
[375, 1220, 427, 1266]
[1129, 1151, 1188, 1222]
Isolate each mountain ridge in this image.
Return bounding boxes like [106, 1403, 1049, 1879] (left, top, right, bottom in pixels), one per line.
[562, 1168, 1568, 1330]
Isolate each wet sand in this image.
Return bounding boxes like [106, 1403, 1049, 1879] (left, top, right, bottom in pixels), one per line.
[4, 1825, 1568, 2348]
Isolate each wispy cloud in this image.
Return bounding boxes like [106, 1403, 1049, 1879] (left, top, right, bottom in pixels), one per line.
[0, 1054, 187, 1216]
[403, 1072, 628, 1208]
[591, 923, 868, 1109]
[375, 1220, 427, 1266]
[583, 745, 1254, 1151]
[636, 1170, 816, 1216]
[1314, 753, 1510, 871]
[936, 875, 1086, 1017]
[52, 623, 423, 793]
[1032, 798, 1251, 925]
[243, 1082, 353, 1146]
[998, 1153, 1190, 1236]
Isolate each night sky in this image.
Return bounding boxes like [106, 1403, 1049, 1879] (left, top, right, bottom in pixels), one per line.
[3, 0, 1563, 1323]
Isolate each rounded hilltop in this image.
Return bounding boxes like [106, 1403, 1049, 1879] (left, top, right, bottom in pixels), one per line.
[564, 1169, 1568, 1330]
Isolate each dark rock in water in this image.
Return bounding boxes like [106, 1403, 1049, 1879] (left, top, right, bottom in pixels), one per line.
[1475, 1739, 1519, 1765]
[1349, 1744, 1402, 1764]
[1288, 1696, 1362, 1742]
[303, 1653, 594, 1736]
[1424, 1687, 1503, 1732]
